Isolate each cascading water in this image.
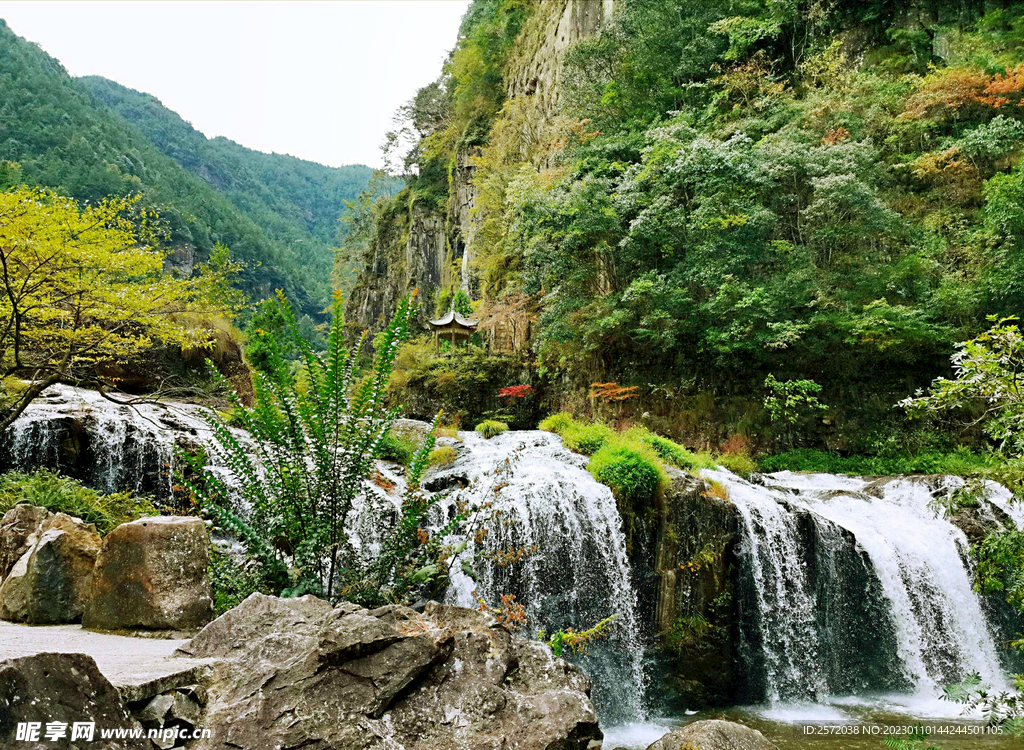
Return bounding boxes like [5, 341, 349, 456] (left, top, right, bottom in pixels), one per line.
[433, 429, 648, 725]
[1, 383, 237, 502]
[712, 467, 1016, 710]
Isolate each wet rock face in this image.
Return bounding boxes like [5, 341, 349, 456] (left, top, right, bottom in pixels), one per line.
[0, 652, 147, 750]
[177, 594, 602, 750]
[84, 516, 213, 632]
[0, 511, 102, 624]
[636, 469, 740, 711]
[647, 720, 777, 750]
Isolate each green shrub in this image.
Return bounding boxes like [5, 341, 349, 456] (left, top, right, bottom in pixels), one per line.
[428, 446, 458, 467]
[539, 412, 575, 433]
[209, 549, 269, 615]
[475, 420, 509, 439]
[0, 470, 157, 534]
[588, 442, 666, 506]
[379, 432, 417, 464]
[626, 426, 698, 468]
[563, 423, 615, 455]
[717, 452, 757, 478]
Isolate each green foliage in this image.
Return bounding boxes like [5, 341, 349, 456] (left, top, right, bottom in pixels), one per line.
[562, 423, 615, 455]
[759, 447, 1003, 477]
[538, 412, 575, 433]
[0, 470, 156, 534]
[208, 549, 270, 615]
[379, 432, 418, 465]
[538, 613, 619, 658]
[717, 451, 758, 478]
[665, 614, 712, 650]
[942, 673, 1024, 737]
[763, 375, 828, 425]
[626, 426, 700, 469]
[428, 446, 458, 467]
[588, 442, 667, 506]
[0, 21, 373, 319]
[974, 528, 1024, 612]
[903, 319, 1024, 456]
[179, 293, 466, 605]
[475, 419, 509, 438]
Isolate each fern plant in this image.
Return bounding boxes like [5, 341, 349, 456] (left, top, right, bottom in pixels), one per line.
[179, 291, 455, 605]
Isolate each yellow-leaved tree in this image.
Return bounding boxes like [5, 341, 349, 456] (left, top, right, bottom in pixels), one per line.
[0, 186, 232, 432]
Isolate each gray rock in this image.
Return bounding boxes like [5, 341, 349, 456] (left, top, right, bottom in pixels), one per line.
[182, 593, 601, 750]
[136, 692, 175, 724]
[84, 516, 214, 632]
[0, 652, 150, 749]
[647, 720, 778, 750]
[0, 503, 49, 581]
[0, 513, 102, 624]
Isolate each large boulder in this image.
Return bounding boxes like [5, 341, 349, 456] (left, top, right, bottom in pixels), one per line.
[83, 516, 213, 632]
[647, 720, 777, 750]
[0, 512, 102, 624]
[0, 504, 50, 581]
[0, 652, 149, 749]
[177, 593, 602, 750]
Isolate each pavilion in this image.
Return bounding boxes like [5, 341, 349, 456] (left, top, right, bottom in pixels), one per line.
[429, 310, 479, 351]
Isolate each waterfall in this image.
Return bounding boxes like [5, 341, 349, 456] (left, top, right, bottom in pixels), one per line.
[1, 384, 235, 502]
[713, 468, 1014, 706]
[435, 430, 648, 725]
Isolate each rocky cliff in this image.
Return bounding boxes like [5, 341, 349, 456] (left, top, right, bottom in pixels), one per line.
[346, 0, 614, 332]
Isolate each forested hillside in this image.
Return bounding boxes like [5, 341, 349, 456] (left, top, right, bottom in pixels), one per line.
[350, 0, 1024, 453]
[0, 19, 372, 318]
[80, 76, 375, 300]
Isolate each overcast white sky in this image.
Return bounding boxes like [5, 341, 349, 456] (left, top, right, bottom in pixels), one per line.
[1, 1, 470, 168]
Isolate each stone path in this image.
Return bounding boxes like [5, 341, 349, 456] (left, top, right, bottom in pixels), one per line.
[0, 621, 216, 701]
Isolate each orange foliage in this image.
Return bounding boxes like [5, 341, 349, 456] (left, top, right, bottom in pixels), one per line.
[721, 433, 752, 455]
[902, 67, 990, 120]
[822, 126, 851, 146]
[980, 64, 1024, 108]
[590, 382, 640, 403]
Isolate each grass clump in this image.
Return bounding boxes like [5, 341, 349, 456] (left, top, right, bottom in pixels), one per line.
[475, 419, 509, 439]
[379, 432, 417, 464]
[562, 423, 614, 455]
[717, 451, 757, 478]
[0, 470, 157, 534]
[428, 446, 458, 467]
[588, 441, 667, 506]
[626, 426, 699, 468]
[539, 412, 575, 433]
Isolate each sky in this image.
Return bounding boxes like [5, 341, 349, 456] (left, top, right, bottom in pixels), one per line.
[0, 1, 471, 168]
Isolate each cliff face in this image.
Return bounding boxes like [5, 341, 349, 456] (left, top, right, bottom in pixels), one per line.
[346, 0, 613, 331]
[505, 0, 615, 115]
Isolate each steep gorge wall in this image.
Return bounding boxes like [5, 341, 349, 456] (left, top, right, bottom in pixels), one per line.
[346, 0, 614, 331]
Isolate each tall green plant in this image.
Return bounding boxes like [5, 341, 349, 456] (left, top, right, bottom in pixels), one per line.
[180, 291, 454, 605]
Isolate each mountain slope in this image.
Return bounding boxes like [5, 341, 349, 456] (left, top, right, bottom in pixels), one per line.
[0, 19, 370, 318]
[80, 76, 374, 288]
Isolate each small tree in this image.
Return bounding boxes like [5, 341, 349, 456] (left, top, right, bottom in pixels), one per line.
[901, 318, 1024, 456]
[763, 374, 828, 447]
[180, 291, 469, 605]
[0, 187, 229, 432]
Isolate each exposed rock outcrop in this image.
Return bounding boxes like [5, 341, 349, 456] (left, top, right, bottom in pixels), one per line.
[647, 720, 777, 750]
[0, 503, 50, 580]
[0, 511, 102, 624]
[84, 516, 213, 632]
[631, 469, 740, 711]
[0, 652, 149, 749]
[506, 0, 615, 117]
[177, 593, 602, 750]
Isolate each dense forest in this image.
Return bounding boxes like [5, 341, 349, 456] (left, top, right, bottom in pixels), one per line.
[348, 0, 1024, 457]
[0, 19, 373, 319]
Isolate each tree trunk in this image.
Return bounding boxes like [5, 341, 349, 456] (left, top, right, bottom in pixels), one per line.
[0, 375, 58, 434]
